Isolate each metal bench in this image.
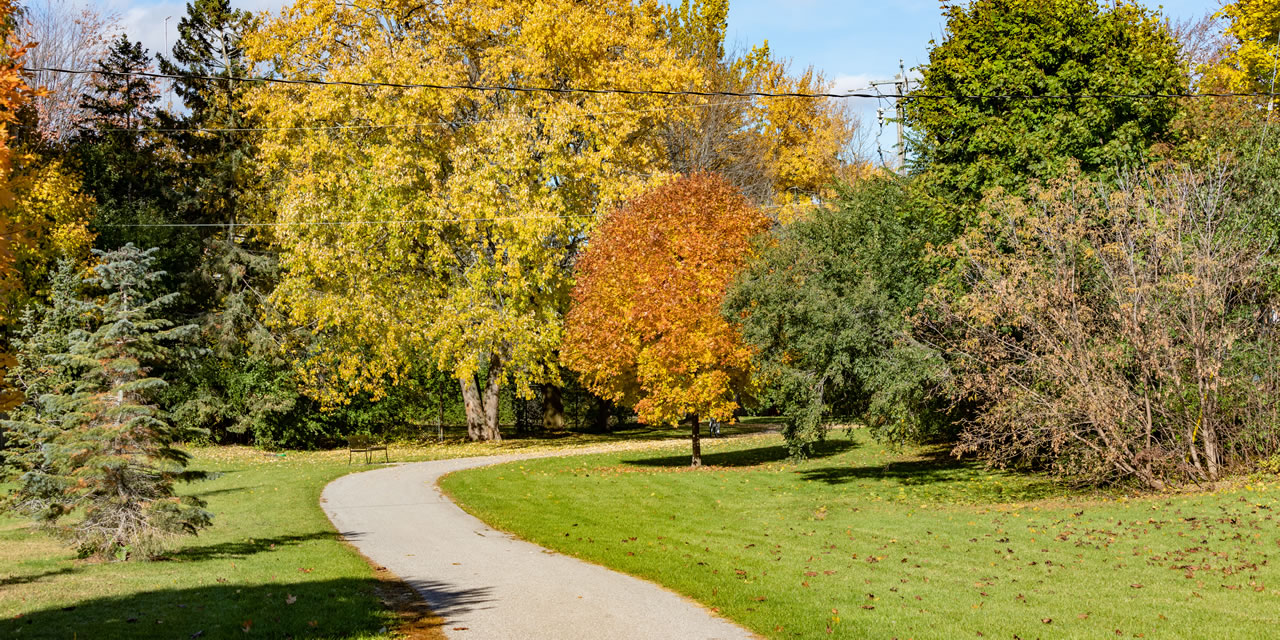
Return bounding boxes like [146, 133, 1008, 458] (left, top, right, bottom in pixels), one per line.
[347, 434, 389, 464]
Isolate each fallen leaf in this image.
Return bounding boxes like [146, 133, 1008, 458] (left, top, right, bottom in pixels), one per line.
[241, 619, 252, 633]
[286, 594, 297, 605]
[1042, 618, 1052, 624]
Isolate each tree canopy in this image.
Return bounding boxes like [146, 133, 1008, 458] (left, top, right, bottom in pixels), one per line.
[564, 173, 768, 466]
[904, 0, 1186, 216]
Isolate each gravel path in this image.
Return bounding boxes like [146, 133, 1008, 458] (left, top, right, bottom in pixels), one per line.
[321, 442, 759, 640]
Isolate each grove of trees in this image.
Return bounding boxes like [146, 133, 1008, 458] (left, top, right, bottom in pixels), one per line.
[3, 0, 1280, 555]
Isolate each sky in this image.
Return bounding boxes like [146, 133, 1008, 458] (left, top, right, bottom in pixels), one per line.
[108, 0, 1224, 156]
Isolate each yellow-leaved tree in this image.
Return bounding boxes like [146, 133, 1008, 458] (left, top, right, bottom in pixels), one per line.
[244, 0, 697, 440]
[1207, 0, 1280, 107]
[660, 0, 861, 223]
[0, 4, 92, 412]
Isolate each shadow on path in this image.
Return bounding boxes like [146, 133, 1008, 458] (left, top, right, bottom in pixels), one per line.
[405, 578, 495, 617]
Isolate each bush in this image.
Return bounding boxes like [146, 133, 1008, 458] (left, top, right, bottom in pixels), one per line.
[921, 168, 1280, 488]
[725, 177, 953, 455]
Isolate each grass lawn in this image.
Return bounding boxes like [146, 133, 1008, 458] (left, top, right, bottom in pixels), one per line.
[0, 424, 775, 639]
[0, 423, 751, 640]
[0, 446, 429, 640]
[442, 429, 1280, 639]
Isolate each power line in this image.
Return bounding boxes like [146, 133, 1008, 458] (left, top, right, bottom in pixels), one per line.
[73, 97, 765, 134]
[28, 66, 890, 99]
[29, 66, 1280, 101]
[102, 214, 603, 228]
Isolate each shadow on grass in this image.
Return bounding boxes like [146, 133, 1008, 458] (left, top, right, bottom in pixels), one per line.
[167, 531, 339, 561]
[798, 446, 967, 486]
[624, 439, 856, 468]
[798, 446, 1060, 502]
[0, 577, 466, 640]
[0, 566, 79, 588]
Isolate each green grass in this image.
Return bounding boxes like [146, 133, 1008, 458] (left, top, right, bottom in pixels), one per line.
[0, 426, 762, 639]
[442, 430, 1280, 639]
[0, 447, 402, 639]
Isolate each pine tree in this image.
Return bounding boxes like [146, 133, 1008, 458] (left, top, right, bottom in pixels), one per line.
[79, 35, 159, 135]
[11, 245, 209, 560]
[1, 260, 90, 518]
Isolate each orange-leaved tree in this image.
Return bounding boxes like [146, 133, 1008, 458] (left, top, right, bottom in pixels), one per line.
[0, 0, 41, 411]
[564, 173, 768, 466]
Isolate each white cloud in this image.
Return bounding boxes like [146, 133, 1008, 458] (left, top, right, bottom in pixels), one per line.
[109, 0, 288, 60]
[830, 73, 874, 95]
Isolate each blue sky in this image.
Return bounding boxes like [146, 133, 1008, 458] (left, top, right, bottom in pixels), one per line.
[112, 0, 1222, 155]
[114, 0, 1223, 85]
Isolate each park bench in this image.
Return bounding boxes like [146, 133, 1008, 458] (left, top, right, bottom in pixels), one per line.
[347, 434, 389, 464]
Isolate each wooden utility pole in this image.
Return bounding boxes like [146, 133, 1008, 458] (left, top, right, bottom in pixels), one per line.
[870, 59, 910, 174]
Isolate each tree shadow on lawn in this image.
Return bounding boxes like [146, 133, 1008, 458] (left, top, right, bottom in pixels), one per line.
[0, 576, 473, 640]
[166, 531, 340, 562]
[0, 566, 79, 588]
[798, 445, 1059, 502]
[623, 439, 856, 468]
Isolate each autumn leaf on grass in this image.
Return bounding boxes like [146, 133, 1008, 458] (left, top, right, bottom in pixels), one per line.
[241, 619, 252, 633]
[286, 594, 297, 605]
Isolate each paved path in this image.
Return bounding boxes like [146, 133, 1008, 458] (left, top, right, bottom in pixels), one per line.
[321, 445, 759, 640]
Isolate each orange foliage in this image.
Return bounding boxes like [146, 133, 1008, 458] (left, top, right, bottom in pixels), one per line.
[564, 173, 769, 427]
[0, 0, 37, 411]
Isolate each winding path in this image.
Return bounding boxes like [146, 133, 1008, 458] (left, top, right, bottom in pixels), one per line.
[321, 445, 758, 640]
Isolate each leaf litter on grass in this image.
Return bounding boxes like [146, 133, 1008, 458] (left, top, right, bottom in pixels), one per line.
[444, 431, 1280, 639]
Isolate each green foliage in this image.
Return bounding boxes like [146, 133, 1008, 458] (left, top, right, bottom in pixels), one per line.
[1, 261, 88, 496]
[72, 36, 198, 287]
[725, 178, 951, 456]
[905, 0, 1186, 219]
[3, 245, 208, 560]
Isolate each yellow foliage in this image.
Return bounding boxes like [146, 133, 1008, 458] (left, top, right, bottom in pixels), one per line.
[245, 0, 698, 405]
[0, 159, 96, 327]
[1208, 0, 1280, 105]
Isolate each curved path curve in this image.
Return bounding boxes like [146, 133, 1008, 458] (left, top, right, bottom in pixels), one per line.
[321, 446, 758, 640]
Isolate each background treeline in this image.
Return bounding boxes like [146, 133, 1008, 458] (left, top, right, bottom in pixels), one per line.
[0, 0, 1278, 491]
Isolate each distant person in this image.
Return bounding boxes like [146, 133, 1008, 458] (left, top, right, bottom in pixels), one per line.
[709, 417, 721, 437]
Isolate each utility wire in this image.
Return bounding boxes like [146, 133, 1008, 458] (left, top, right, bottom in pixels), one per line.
[104, 214, 603, 228]
[27, 66, 1280, 101]
[73, 97, 767, 134]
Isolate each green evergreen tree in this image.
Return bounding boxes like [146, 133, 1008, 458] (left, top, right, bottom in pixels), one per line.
[10, 245, 209, 560]
[74, 36, 195, 287]
[1, 261, 90, 517]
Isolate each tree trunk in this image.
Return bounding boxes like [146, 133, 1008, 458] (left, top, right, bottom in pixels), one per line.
[461, 377, 486, 442]
[543, 384, 565, 431]
[690, 414, 702, 468]
[482, 367, 502, 442]
[437, 392, 445, 443]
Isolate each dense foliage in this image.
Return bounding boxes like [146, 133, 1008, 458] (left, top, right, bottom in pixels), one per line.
[904, 0, 1186, 215]
[5, 0, 1280, 497]
[565, 173, 768, 465]
[725, 178, 951, 455]
[2, 246, 208, 559]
